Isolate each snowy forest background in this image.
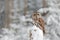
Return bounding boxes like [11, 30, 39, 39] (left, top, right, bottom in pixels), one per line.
[0, 0, 60, 40]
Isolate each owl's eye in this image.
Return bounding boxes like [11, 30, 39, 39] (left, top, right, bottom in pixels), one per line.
[37, 14, 39, 15]
[34, 14, 36, 16]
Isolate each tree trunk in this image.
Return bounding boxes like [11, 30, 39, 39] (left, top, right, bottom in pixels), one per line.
[5, 0, 14, 28]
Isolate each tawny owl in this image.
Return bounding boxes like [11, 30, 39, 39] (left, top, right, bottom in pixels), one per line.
[32, 12, 45, 34]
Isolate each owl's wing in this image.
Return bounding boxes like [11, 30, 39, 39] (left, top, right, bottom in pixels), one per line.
[38, 18, 45, 26]
[37, 18, 45, 33]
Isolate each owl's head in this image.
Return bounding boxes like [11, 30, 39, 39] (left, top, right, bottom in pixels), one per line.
[32, 12, 41, 21]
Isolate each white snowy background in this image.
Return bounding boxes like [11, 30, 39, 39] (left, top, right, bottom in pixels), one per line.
[0, 0, 60, 40]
